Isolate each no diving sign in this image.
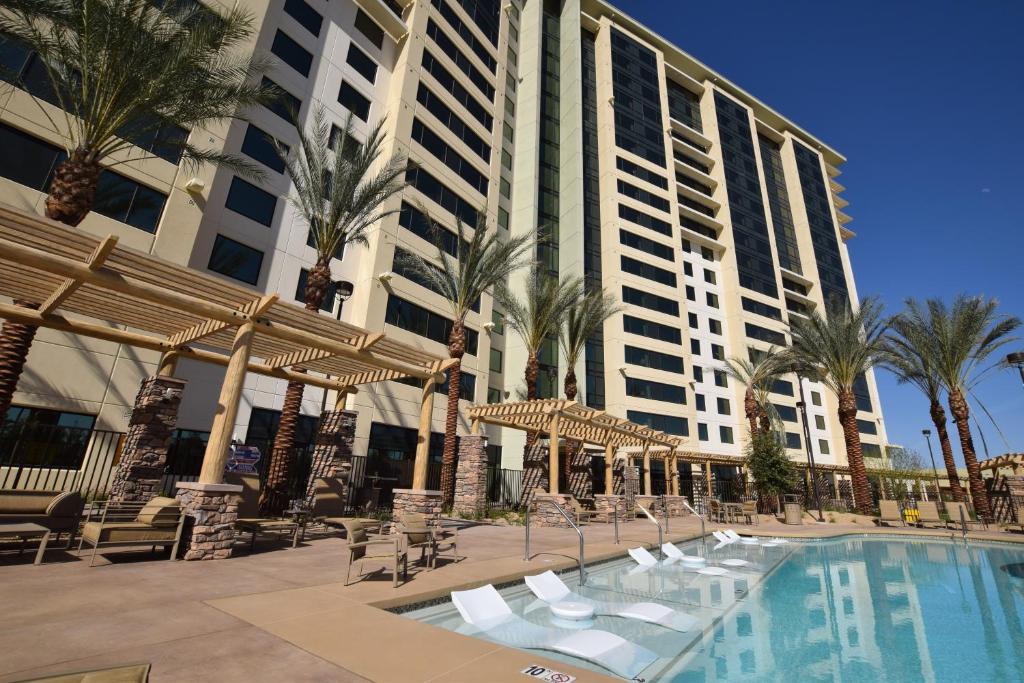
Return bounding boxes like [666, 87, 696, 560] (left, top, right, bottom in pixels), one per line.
[521, 664, 576, 682]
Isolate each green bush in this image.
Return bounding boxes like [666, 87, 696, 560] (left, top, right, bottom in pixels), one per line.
[745, 431, 797, 513]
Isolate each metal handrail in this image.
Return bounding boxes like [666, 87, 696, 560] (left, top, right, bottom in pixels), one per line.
[681, 499, 708, 554]
[959, 505, 969, 542]
[524, 498, 587, 586]
[635, 501, 665, 559]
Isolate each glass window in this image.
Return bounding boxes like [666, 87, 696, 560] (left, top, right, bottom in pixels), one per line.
[271, 30, 313, 77]
[619, 204, 672, 238]
[716, 397, 730, 415]
[811, 391, 822, 406]
[625, 377, 685, 404]
[261, 76, 302, 122]
[294, 269, 338, 312]
[862, 443, 882, 458]
[690, 339, 700, 355]
[701, 246, 714, 260]
[785, 432, 802, 449]
[698, 423, 708, 441]
[338, 81, 371, 121]
[720, 426, 734, 444]
[437, 370, 476, 401]
[1, 406, 97, 469]
[774, 404, 798, 423]
[621, 255, 676, 287]
[491, 310, 505, 334]
[703, 269, 716, 284]
[487, 387, 502, 404]
[425, 18, 495, 100]
[0, 122, 64, 192]
[354, 9, 385, 49]
[693, 366, 703, 382]
[683, 262, 693, 277]
[624, 345, 684, 374]
[619, 230, 674, 262]
[430, 0, 499, 66]
[685, 286, 695, 301]
[240, 124, 285, 174]
[283, 0, 323, 36]
[626, 410, 688, 436]
[623, 315, 681, 344]
[416, 84, 490, 162]
[622, 286, 678, 316]
[411, 119, 487, 196]
[857, 419, 878, 435]
[714, 370, 727, 387]
[225, 176, 277, 226]
[92, 172, 168, 233]
[489, 347, 502, 373]
[707, 293, 719, 308]
[695, 393, 706, 411]
[818, 439, 830, 455]
[385, 294, 479, 355]
[346, 43, 378, 83]
[497, 206, 509, 230]
[688, 313, 698, 329]
[709, 319, 722, 335]
[208, 234, 263, 285]
[814, 415, 826, 430]
[711, 344, 724, 361]
[421, 50, 493, 129]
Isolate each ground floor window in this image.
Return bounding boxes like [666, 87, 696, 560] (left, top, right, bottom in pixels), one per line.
[0, 406, 96, 468]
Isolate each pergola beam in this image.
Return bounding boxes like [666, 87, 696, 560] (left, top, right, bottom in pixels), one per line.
[38, 234, 118, 315]
[168, 294, 278, 346]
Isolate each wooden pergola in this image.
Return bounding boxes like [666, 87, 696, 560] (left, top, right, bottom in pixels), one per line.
[467, 399, 684, 495]
[980, 453, 1024, 474]
[0, 205, 452, 487]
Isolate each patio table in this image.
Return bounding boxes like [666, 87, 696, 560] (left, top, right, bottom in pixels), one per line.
[0, 522, 52, 565]
[724, 503, 744, 523]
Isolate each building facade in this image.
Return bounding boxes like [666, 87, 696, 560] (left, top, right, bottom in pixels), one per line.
[0, 0, 887, 491]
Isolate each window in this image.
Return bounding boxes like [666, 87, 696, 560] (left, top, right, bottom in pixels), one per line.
[688, 313, 698, 329]
[398, 202, 463, 257]
[271, 30, 313, 77]
[622, 286, 678, 316]
[208, 234, 263, 285]
[617, 179, 670, 213]
[499, 177, 510, 199]
[745, 323, 786, 346]
[385, 294, 479, 355]
[785, 432, 802, 449]
[425, 19, 495, 100]
[714, 370, 727, 387]
[411, 120, 487, 196]
[0, 122, 65, 193]
[1, 406, 96, 469]
[720, 426, 734, 444]
[857, 419, 878, 435]
[685, 286, 695, 301]
[501, 148, 512, 169]
[711, 344, 724, 361]
[626, 377, 685, 404]
[698, 423, 708, 441]
[716, 397, 730, 415]
[354, 9, 385, 49]
[681, 239, 691, 253]
[346, 43, 378, 83]
[701, 246, 714, 260]
[487, 387, 502, 404]
[338, 81, 371, 121]
[771, 379, 793, 396]
[619, 204, 672, 238]
[416, 84, 490, 162]
[623, 315, 681, 344]
[240, 124, 285, 174]
[862, 443, 882, 458]
[624, 345, 684, 374]
[693, 366, 703, 382]
[294, 269, 337, 312]
[621, 255, 676, 287]
[709, 319, 722, 335]
[690, 339, 701, 355]
[261, 76, 301, 122]
[490, 310, 505, 334]
[774, 404, 798, 423]
[429, 0, 498, 70]
[695, 393, 706, 411]
[489, 347, 502, 373]
[406, 166, 479, 225]
[703, 269, 716, 284]
[284, 0, 323, 36]
[811, 391, 822, 406]
[616, 157, 668, 189]
[225, 176, 277, 226]
[707, 293, 719, 308]
[392, 247, 479, 311]
[742, 296, 783, 321]
[610, 28, 665, 165]
[498, 206, 509, 230]
[627, 410, 688, 436]
[818, 439, 830, 455]
[437, 370, 476, 401]
[421, 51, 493, 129]
[814, 415, 826, 430]
[683, 262, 693, 277]
[619, 230, 674, 261]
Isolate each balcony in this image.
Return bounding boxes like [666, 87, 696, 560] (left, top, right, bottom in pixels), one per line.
[676, 183, 720, 213]
[674, 154, 716, 187]
[670, 135, 716, 170]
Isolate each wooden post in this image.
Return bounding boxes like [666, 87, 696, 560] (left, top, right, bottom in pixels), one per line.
[549, 412, 560, 494]
[411, 375, 437, 490]
[604, 443, 614, 495]
[831, 471, 840, 501]
[704, 461, 713, 497]
[666, 454, 674, 495]
[335, 389, 348, 411]
[471, 418, 480, 435]
[199, 323, 255, 483]
[157, 352, 178, 377]
[642, 444, 652, 495]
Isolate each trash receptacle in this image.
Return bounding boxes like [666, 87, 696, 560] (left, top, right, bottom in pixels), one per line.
[783, 494, 802, 525]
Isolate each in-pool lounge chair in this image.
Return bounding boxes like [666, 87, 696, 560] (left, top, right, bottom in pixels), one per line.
[525, 570, 699, 632]
[723, 529, 760, 545]
[711, 530, 735, 549]
[915, 501, 945, 529]
[876, 500, 904, 527]
[226, 473, 300, 549]
[451, 584, 657, 679]
[662, 543, 748, 568]
[631, 546, 730, 576]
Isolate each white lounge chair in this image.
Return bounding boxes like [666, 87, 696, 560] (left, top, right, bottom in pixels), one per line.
[630, 547, 729, 577]
[525, 570, 699, 632]
[711, 530, 734, 549]
[724, 529, 760, 545]
[451, 584, 657, 679]
[661, 543, 706, 566]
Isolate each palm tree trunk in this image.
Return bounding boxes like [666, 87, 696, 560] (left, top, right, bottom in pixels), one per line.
[45, 148, 101, 227]
[523, 351, 539, 458]
[929, 398, 965, 502]
[838, 389, 873, 515]
[260, 257, 331, 515]
[0, 301, 41, 421]
[440, 319, 466, 509]
[744, 388, 758, 436]
[563, 369, 578, 492]
[948, 387, 991, 521]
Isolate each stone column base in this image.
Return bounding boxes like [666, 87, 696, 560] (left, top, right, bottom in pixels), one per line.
[663, 495, 688, 517]
[593, 494, 625, 523]
[391, 488, 442, 533]
[532, 493, 573, 528]
[453, 435, 488, 518]
[175, 482, 242, 561]
[635, 495, 658, 515]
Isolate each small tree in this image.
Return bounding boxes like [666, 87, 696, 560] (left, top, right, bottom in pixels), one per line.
[869, 446, 926, 502]
[745, 431, 796, 514]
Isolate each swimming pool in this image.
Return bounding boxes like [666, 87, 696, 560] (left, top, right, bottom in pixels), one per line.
[401, 535, 1024, 681]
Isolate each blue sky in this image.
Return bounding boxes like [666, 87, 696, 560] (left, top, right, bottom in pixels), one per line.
[615, 0, 1024, 463]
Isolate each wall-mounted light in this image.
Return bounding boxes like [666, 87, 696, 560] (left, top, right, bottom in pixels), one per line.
[483, 321, 496, 332]
[184, 177, 205, 194]
[377, 271, 394, 284]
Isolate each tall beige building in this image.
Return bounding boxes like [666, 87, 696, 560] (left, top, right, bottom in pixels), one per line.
[0, 0, 886, 498]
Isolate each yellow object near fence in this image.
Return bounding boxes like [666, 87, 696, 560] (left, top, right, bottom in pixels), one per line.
[903, 507, 920, 523]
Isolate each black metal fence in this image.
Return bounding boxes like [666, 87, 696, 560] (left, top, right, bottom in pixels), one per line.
[0, 424, 124, 499]
[486, 467, 523, 511]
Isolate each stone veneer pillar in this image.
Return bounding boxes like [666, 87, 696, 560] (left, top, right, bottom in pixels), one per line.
[391, 488, 442, 533]
[174, 481, 242, 560]
[305, 409, 357, 499]
[567, 446, 593, 500]
[109, 375, 186, 502]
[520, 438, 549, 506]
[531, 492, 573, 528]
[593, 494, 625, 523]
[663, 495, 688, 517]
[453, 434, 488, 518]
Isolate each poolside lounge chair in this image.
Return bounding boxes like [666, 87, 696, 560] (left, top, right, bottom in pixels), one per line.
[711, 530, 735, 549]
[451, 584, 657, 679]
[567, 496, 597, 526]
[945, 501, 986, 530]
[739, 500, 759, 525]
[525, 570, 699, 632]
[342, 520, 407, 587]
[915, 501, 945, 529]
[20, 663, 151, 682]
[78, 497, 184, 567]
[226, 473, 300, 549]
[661, 543, 707, 567]
[310, 477, 383, 535]
[876, 500, 904, 527]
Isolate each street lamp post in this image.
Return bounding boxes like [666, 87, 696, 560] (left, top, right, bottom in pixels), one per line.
[1007, 352, 1024, 387]
[794, 367, 825, 522]
[922, 428, 942, 504]
[319, 280, 354, 414]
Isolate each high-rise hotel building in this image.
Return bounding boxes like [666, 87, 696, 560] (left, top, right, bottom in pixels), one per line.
[0, 0, 887, 486]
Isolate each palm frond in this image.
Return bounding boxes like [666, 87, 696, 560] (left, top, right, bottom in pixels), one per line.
[560, 289, 623, 369]
[499, 264, 583, 356]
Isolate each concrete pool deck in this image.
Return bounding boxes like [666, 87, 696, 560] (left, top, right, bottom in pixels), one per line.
[1, 514, 1021, 682]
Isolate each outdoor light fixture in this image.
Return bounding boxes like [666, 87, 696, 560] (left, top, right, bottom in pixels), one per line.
[377, 271, 394, 284]
[793, 365, 825, 522]
[184, 177, 205, 193]
[483, 321, 496, 332]
[922, 429, 942, 502]
[1006, 352, 1024, 386]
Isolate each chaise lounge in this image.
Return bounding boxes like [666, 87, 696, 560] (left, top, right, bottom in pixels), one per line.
[0, 489, 83, 548]
[77, 497, 184, 566]
[226, 473, 300, 550]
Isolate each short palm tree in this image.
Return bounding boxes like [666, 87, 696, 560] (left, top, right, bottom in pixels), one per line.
[784, 297, 888, 516]
[397, 218, 534, 509]
[926, 295, 1020, 522]
[884, 302, 966, 502]
[259, 107, 405, 515]
[722, 347, 786, 437]
[0, 0, 273, 422]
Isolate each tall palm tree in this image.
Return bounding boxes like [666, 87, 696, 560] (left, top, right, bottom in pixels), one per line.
[926, 295, 1020, 522]
[884, 302, 965, 502]
[397, 217, 534, 509]
[559, 288, 622, 484]
[0, 0, 273, 422]
[259, 107, 405, 515]
[723, 347, 786, 437]
[784, 298, 888, 516]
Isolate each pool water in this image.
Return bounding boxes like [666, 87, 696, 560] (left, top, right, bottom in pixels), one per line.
[402, 536, 1024, 682]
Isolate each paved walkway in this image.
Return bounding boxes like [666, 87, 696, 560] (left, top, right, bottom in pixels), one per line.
[0, 515, 1020, 682]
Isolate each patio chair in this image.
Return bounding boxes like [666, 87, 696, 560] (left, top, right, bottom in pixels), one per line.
[740, 500, 759, 526]
[310, 477, 383, 535]
[78, 497, 184, 567]
[342, 520, 407, 587]
[451, 584, 657, 680]
[19, 663, 151, 682]
[525, 569, 699, 632]
[945, 501, 986, 530]
[708, 499, 725, 523]
[876, 500, 904, 527]
[567, 496, 597, 526]
[915, 501, 945, 529]
[225, 473, 300, 550]
[398, 512, 460, 569]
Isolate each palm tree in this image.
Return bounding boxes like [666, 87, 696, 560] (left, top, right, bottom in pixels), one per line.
[259, 107, 405, 515]
[0, 0, 273, 422]
[784, 298, 888, 516]
[559, 288, 622, 484]
[884, 302, 965, 502]
[723, 347, 786, 437]
[397, 217, 534, 509]
[926, 296, 1020, 522]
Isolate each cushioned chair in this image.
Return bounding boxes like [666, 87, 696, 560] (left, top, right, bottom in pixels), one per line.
[740, 500, 759, 526]
[343, 520, 407, 587]
[567, 496, 597, 526]
[78, 497, 184, 566]
[310, 477, 382, 535]
[225, 473, 300, 550]
[398, 511, 459, 569]
[876, 500, 904, 527]
[0, 489, 83, 547]
[17, 663, 151, 682]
